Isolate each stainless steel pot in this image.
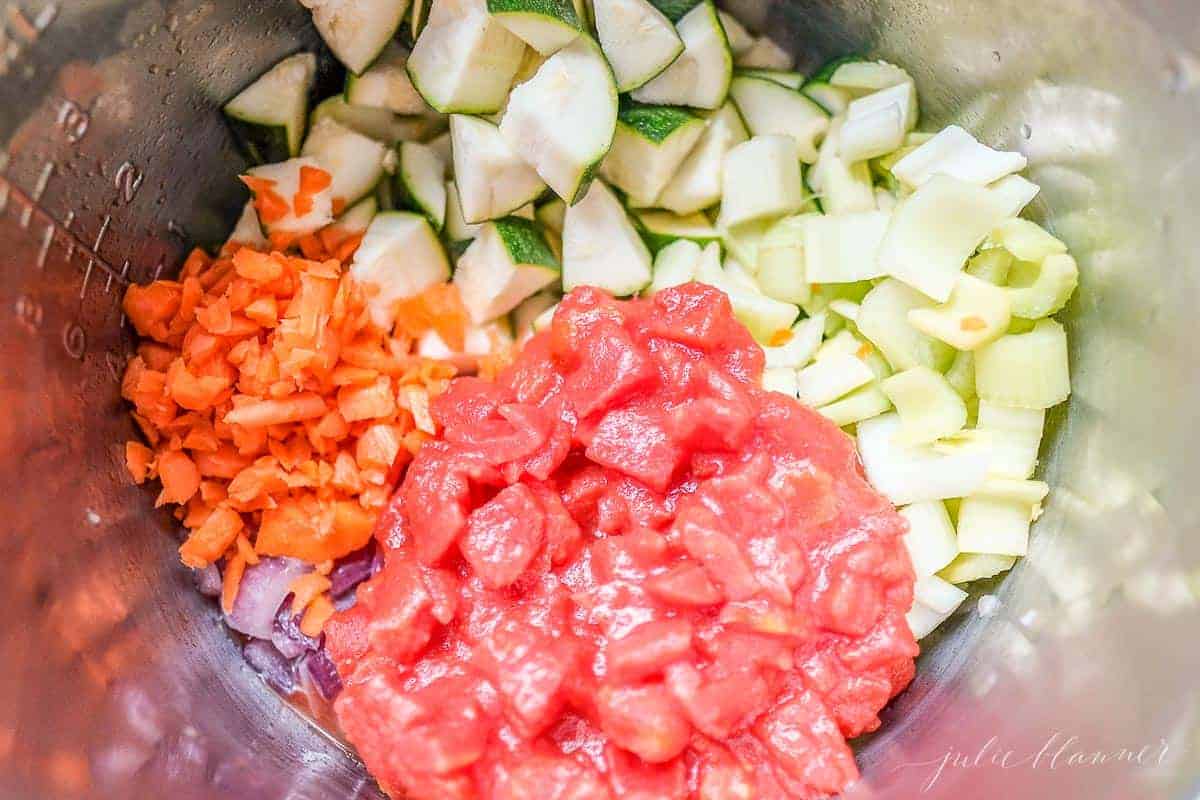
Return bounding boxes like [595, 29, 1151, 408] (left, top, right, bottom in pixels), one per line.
[1, 1, 1197, 798]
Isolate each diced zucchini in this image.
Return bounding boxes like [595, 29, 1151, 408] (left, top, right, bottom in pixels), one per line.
[393, 141, 447, 230]
[728, 75, 829, 163]
[828, 59, 912, 94]
[956, 493, 1038, 557]
[719, 218, 771, 270]
[735, 36, 792, 70]
[965, 247, 1013, 285]
[305, 0, 411, 75]
[842, 81, 917, 146]
[344, 43, 429, 115]
[880, 365, 967, 444]
[224, 52, 316, 164]
[635, 210, 720, 252]
[535, 197, 567, 234]
[802, 211, 890, 284]
[488, 0, 583, 54]
[450, 114, 546, 224]
[907, 273, 1011, 350]
[631, 1, 733, 110]
[409, 0, 430, 37]
[601, 104, 706, 206]
[594, 0, 684, 92]
[801, 80, 850, 115]
[857, 278, 955, 372]
[716, 10, 754, 56]
[810, 119, 876, 215]
[243, 157, 335, 235]
[856, 411, 991, 505]
[718, 135, 807, 228]
[454, 216, 561, 322]
[738, 68, 805, 90]
[512, 290, 561, 339]
[989, 174, 1040, 218]
[1007, 253, 1078, 319]
[301, 116, 389, 208]
[892, 124, 1027, 188]
[795, 351, 876, 407]
[645, 0, 702, 22]
[762, 311, 825, 369]
[657, 101, 748, 215]
[311, 96, 406, 143]
[899, 501, 959, 576]
[563, 180, 652, 295]
[818, 384, 891, 427]
[938, 552, 1015, 584]
[648, 238, 703, 294]
[351, 211, 451, 328]
[226, 201, 268, 251]
[974, 319, 1070, 409]
[500, 35, 619, 204]
[878, 174, 1013, 302]
[407, 0, 525, 114]
[756, 214, 812, 305]
[331, 195, 380, 236]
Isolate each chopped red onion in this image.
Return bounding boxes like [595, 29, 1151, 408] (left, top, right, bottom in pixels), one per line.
[195, 564, 222, 598]
[225, 557, 309, 639]
[301, 649, 342, 700]
[272, 596, 321, 660]
[329, 542, 379, 598]
[243, 639, 296, 695]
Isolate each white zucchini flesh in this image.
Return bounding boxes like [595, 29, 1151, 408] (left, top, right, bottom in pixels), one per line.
[243, 157, 334, 235]
[899, 501, 959, 577]
[839, 99, 905, 164]
[396, 141, 448, 230]
[631, 2, 733, 111]
[302, 0, 412, 74]
[562, 180, 653, 295]
[728, 75, 829, 163]
[907, 273, 1011, 350]
[512, 291, 561, 340]
[635, 210, 720, 251]
[600, 105, 706, 207]
[454, 217, 561, 322]
[406, 0, 525, 114]
[445, 180, 483, 242]
[350, 211, 451, 328]
[762, 311, 825, 369]
[829, 59, 913, 94]
[647, 238, 703, 294]
[735, 36, 792, 70]
[657, 101, 748, 215]
[938, 552, 1015, 585]
[301, 116, 389, 208]
[810, 119, 876, 215]
[856, 278, 955, 372]
[449, 114, 547, 224]
[801, 211, 890, 283]
[717, 10, 754, 56]
[330, 196, 380, 237]
[500, 36, 619, 204]
[892, 124, 1027, 188]
[879, 365, 968, 445]
[718, 135, 807, 229]
[719, 218, 771, 272]
[594, 0, 684, 92]
[755, 214, 814, 305]
[973, 319, 1071, 409]
[487, 0, 583, 55]
[226, 201, 268, 250]
[856, 412, 991, 506]
[311, 96, 408, 144]
[224, 52, 316, 163]
[795, 351, 876, 407]
[878, 174, 1014, 303]
[345, 43, 429, 115]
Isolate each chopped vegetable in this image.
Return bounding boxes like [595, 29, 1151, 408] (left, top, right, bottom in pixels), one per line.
[973, 319, 1071, 409]
[631, 1, 732, 110]
[224, 52, 316, 164]
[906, 273, 1011, 350]
[880, 366, 967, 444]
[718, 135, 807, 228]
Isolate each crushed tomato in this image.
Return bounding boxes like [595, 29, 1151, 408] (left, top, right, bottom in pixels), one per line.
[328, 285, 919, 800]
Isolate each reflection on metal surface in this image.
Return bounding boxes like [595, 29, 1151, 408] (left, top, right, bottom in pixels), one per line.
[1, 0, 1199, 798]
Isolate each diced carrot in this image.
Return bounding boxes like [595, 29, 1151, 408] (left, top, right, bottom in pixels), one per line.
[226, 456, 289, 509]
[221, 552, 247, 614]
[137, 342, 178, 372]
[180, 505, 243, 568]
[337, 376, 396, 422]
[176, 277, 204, 326]
[156, 449, 201, 506]
[181, 421, 220, 452]
[300, 594, 336, 638]
[199, 480, 227, 505]
[314, 409, 349, 440]
[769, 329, 794, 347]
[233, 247, 284, 283]
[124, 282, 183, 342]
[299, 165, 333, 195]
[289, 572, 333, 614]
[223, 393, 327, 427]
[331, 197, 347, 217]
[166, 358, 230, 411]
[240, 175, 277, 195]
[125, 441, 155, 484]
[331, 451, 364, 493]
[243, 295, 279, 326]
[194, 445, 252, 478]
[331, 364, 378, 387]
[235, 532, 260, 566]
[393, 283, 470, 351]
[334, 234, 363, 264]
[356, 423, 402, 471]
[268, 231, 299, 252]
[297, 234, 325, 261]
[179, 248, 214, 280]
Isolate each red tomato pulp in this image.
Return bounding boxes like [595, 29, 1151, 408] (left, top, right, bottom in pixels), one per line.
[327, 285, 919, 799]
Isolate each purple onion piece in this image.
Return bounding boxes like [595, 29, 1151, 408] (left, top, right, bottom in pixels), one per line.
[272, 596, 321, 660]
[225, 557, 309, 639]
[302, 650, 343, 701]
[329, 542, 379, 598]
[195, 564, 222, 598]
[243, 639, 296, 695]
[332, 590, 359, 612]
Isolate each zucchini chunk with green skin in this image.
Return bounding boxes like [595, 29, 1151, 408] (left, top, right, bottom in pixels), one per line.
[243, 157, 334, 236]
[500, 36, 619, 204]
[728, 75, 829, 163]
[635, 209, 720, 253]
[301, 116, 389, 209]
[487, 0, 583, 54]
[600, 103, 705, 207]
[563, 180, 652, 295]
[351, 211, 451, 329]
[345, 43, 429, 115]
[406, 0, 525, 114]
[839, 81, 917, 163]
[631, 1, 732, 110]
[224, 52, 316, 164]
[394, 141, 448, 230]
[737, 68, 805, 90]
[302, 0, 412, 75]
[450, 114, 547, 224]
[330, 196, 379, 238]
[409, 0, 430, 37]
[454, 217, 561, 323]
[657, 101, 748, 215]
[718, 135, 807, 229]
[717, 11, 753, 56]
[444, 180, 483, 243]
[592, 0, 686, 92]
[973, 319, 1071, 410]
[801, 80, 850, 115]
[535, 197, 567, 234]
[828, 59, 913, 94]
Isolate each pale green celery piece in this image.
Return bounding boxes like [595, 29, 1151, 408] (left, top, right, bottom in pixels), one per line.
[966, 247, 1014, 285]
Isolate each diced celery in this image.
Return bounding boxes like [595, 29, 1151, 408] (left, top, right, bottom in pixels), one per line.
[756, 214, 813, 304]
[900, 500, 959, 576]
[974, 319, 1070, 409]
[879, 174, 1014, 302]
[907, 274, 1011, 351]
[762, 367, 799, 396]
[975, 478, 1049, 506]
[956, 494, 1037, 557]
[839, 82, 915, 163]
[1007, 253, 1078, 319]
[810, 119, 876, 214]
[988, 174, 1040, 218]
[856, 412, 991, 505]
[795, 351, 876, 407]
[720, 219, 771, 272]
[763, 312, 825, 369]
[915, 574, 968, 614]
[648, 239, 703, 294]
[990, 218, 1067, 263]
[815, 328, 863, 360]
[722, 256, 760, 293]
[938, 552, 1015, 584]
[892, 125, 1027, 188]
[818, 384, 892, 427]
[944, 350, 976, 401]
[975, 401, 1044, 479]
[1006, 317, 1037, 334]
[802, 211, 890, 284]
[881, 365, 967, 444]
[857, 278, 955, 372]
[965, 247, 1013, 285]
[828, 299, 860, 323]
[829, 60, 912, 94]
[719, 135, 807, 229]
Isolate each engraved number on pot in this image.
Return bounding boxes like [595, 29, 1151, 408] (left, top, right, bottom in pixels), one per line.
[115, 162, 143, 204]
[62, 321, 86, 360]
[56, 100, 89, 143]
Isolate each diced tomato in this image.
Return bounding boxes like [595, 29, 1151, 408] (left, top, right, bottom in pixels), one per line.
[644, 562, 723, 607]
[459, 484, 546, 589]
[752, 690, 859, 795]
[596, 683, 691, 764]
[606, 618, 693, 683]
[605, 744, 687, 800]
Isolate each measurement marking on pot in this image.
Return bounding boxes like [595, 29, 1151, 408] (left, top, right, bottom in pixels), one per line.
[79, 214, 112, 298]
[106, 259, 130, 295]
[114, 161, 143, 204]
[57, 99, 89, 143]
[20, 160, 53, 229]
[35, 221, 52, 269]
[61, 320, 85, 360]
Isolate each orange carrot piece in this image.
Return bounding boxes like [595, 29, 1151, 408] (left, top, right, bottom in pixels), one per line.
[221, 552, 247, 614]
[166, 358, 230, 411]
[180, 505, 244, 569]
[233, 248, 284, 283]
[235, 532, 260, 566]
[337, 376, 396, 422]
[223, 393, 327, 427]
[356, 423, 402, 471]
[179, 248, 214, 280]
[156, 450, 201, 506]
[125, 441, 155, 484]
[300, 594, 336, 638]
[194, 445, 252, 478]
[331, 197, 347, 216]
[243, 295, 279, 326]
[299, 165, 332, 194]
[289, 572, 333, 614]
[124, 282, 183, 342]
